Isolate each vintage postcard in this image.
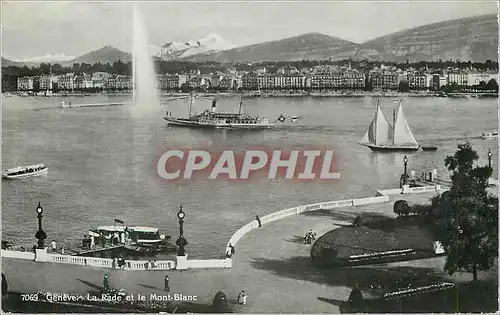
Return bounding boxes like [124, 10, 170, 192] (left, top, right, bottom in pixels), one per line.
[1, 0, 498, 313]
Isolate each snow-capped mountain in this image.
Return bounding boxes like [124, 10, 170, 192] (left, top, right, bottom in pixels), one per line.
[14, 53, 75, 63]
[155, 33, 237, 60]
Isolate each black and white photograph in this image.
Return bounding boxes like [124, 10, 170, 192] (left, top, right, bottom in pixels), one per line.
[1, 0, 498, 313]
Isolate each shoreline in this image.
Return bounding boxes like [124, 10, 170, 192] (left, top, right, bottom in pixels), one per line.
[3, 91, 498, 98]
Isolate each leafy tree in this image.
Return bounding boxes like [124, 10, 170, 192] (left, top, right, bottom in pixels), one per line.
[485, 79, 498, 92]
[434, 142, 497, 281]
[398, 80, 410, 92]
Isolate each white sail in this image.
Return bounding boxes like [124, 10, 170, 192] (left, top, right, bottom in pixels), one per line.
[359, 120, 373, 144]
[359, 104, 392, 146]
[393, 103, 419, 147]
[374, 104, 392, 145]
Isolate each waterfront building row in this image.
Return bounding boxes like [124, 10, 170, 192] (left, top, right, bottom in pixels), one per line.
[17, 73, 133, 91]
[15, 70, 498, 92]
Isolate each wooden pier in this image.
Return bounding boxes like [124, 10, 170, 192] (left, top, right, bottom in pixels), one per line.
[61, 102, 129, 109]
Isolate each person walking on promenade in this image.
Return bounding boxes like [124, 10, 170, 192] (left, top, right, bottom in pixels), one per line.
[237, 290, 247, 305]
[229, 243, 235, 256]
[164, 275, 170, 292]
[103, 274, 110, 292]
[255, 215, 262, 228]
[51, 240, 57, 253]
[225, 245, 232, 258]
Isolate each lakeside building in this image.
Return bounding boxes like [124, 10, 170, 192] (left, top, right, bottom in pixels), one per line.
[17, 76, 34, 91]
[407, 73, 429, 89]
[447, 71, 469, 86]
[58, 74, 75, 90]
[242, 72, 258, 90]
[92, 72, 110, 90]
[467, 72, 498, 86]
[116, 75, 133, 90]
[256, 67, 267, 74]
[219, 76, 235, 90]
[74, 74, 93, 90]
[38, 75, 54, 91]
[210, 74, 223, 88]
[276, 66, 299, 75]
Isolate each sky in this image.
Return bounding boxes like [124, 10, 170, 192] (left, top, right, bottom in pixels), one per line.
[1, 0, 498, 60]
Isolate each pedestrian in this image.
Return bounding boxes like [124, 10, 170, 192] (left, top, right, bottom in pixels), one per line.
[225, 246, 232, 258]
[348, 284, 364, 312]
[152, 260, 156, 270]
[237, 290, 247, 305]
[103, 274, 109, 292]
[229, 243, 235, 256]
[255, 215, 262, 228]
[112, 258, 117, 269]
[51, 240, 57, 253]
[304, 231, 311, 244]
[164, 275, 170, 292]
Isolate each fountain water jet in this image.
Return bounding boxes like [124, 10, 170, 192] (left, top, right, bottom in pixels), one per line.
[131, 5, 160, 114]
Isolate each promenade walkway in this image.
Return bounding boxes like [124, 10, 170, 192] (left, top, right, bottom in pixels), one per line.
[3, 191, 486, 313]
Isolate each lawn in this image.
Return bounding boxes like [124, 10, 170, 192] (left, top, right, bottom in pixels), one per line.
[339, 280, 498, 313]
[311, 212, 436, 265]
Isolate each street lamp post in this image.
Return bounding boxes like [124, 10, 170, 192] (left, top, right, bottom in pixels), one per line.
[403, 155, 408, 185]
[488, 149, 492, 169]
[34, 202, 46, 249]
[176, 205, 188, 256]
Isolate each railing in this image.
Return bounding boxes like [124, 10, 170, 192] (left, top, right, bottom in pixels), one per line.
[227, 195, 390, 250]
[46, 253, 175, 270]
[1, 249, 35, 260]
[404, 185, 447, 193]
[187, 259, 232, 269]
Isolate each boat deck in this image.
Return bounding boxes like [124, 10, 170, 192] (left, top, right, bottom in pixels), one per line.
[70, 244, 125, 256]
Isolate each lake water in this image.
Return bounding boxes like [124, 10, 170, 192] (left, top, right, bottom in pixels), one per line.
[2, 94, 497, 258]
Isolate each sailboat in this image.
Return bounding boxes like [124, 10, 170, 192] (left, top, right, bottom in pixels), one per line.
[358, 100, 419, 151]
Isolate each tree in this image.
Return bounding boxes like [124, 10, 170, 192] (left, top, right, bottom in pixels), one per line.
[398, 80, 410, 92]
[485, 79, 498, 92]
[434, 142, 497, 281]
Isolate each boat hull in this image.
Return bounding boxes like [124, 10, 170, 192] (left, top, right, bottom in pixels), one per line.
[361, 143, 420, 152]
[164, 117, 273, 130]
[2, 168, 48, 179]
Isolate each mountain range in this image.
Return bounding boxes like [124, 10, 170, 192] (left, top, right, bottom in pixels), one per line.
[2, 14, 498, 67]
[184, 14, 498, 62]
[151, 33, 237, 60]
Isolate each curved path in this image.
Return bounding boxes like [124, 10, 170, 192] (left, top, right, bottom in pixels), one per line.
[3, 192, 447, 313]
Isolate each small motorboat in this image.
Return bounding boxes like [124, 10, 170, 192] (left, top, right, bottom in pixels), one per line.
[481, 132, 498, 140]
[422, 146, 438, 151]
[291, 116, 299, 122]
[2, 164, 48, 179]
